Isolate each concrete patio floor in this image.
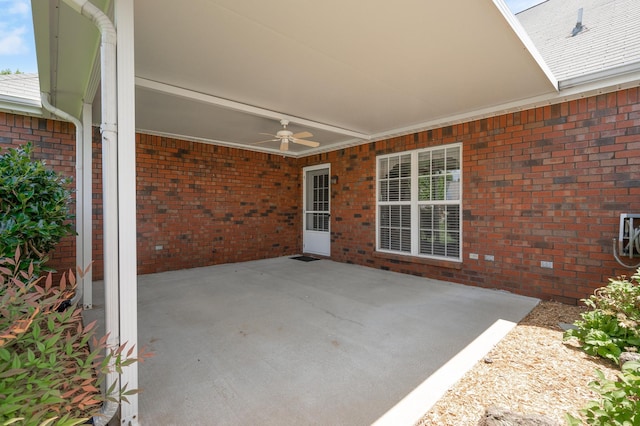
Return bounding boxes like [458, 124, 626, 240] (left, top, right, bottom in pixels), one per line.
[85, 257, 539, 425]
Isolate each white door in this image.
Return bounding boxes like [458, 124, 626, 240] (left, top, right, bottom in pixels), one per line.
[303, 165, 331, 256]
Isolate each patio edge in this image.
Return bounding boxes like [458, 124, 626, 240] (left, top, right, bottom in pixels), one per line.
[372, 318, 520, 426]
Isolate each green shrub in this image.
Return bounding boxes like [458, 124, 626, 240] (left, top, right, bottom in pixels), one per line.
[566, 361, 640, 426]
[564, 269, 640, 364]
[0, 250, 147, 425]
[0, 143, 74, 273]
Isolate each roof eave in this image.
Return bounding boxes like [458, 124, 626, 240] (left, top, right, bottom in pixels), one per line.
[308, 69, 640, 158]
[559, 61, 640, 90]
[0, 95, 42, 117]
[492, 0, 559, 91]
[31, 0, 105, 120]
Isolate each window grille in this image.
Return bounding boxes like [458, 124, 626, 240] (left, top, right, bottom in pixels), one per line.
[377, 144, 462, 261]
[306, 170, 330, 232]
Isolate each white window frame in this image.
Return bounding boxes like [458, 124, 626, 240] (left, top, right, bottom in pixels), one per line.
[376, 143, 462, 262]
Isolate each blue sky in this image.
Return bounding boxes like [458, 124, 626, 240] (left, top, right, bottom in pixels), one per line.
[0, 0, 36, 73]
[507, 0, 547, 13]
[0, 0, 544, 75]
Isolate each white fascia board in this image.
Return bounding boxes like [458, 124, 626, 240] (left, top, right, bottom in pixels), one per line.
[492, 0, 559, 91]
[86, 55, 102, 105]
[0, 95, 42, 117]
[559, 61, 640, 90]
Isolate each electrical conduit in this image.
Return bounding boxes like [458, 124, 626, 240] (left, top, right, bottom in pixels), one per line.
[58, 1, 120, 424]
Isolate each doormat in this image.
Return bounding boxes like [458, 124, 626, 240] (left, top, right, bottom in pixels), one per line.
[291, 255, 320, 262]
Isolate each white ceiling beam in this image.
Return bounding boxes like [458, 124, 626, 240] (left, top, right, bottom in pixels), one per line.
[136, 127, 301, 158]
[135, 77, 370, 141]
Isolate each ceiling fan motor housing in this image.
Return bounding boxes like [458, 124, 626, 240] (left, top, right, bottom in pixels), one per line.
[277, 130, 293, 138]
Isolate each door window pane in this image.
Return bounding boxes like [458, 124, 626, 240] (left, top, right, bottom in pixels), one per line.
[306, 213, 329, 231]
[306, 169, 330, 232]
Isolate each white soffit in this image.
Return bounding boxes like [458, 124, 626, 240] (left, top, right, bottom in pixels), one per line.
[135, 84, 357, 156]
[133, 0, 557, 138]
[31, 0, 107, 118]
[33, 0, 559, 154]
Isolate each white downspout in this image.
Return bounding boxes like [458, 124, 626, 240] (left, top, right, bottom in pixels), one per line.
[59, 1, 120, 424]
[80, 103, 94, 310]
[39, 94, 90, 308]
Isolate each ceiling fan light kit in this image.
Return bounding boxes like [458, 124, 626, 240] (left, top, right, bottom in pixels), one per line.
[254, 119, 320, 152]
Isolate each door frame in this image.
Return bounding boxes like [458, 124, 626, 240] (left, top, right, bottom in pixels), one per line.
[302, 163, 331, 256]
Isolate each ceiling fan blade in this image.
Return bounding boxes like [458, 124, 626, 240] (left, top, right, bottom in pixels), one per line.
[292, 138, 320, 148]
[280, 140, 289, 151]
[291, 131, 313, 139]
[259, 132, 277, 137]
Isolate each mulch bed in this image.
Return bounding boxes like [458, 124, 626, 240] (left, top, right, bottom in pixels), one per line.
[415, 301, 620, 425]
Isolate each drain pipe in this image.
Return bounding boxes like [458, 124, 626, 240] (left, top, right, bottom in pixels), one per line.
[39, 93, 88, 307]
[59, 1, 120, 425]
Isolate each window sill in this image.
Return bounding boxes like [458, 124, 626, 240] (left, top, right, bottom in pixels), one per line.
[372, 251, 463, 270]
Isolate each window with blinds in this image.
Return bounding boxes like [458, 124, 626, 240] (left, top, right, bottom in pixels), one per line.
[377, 144, 462, 261]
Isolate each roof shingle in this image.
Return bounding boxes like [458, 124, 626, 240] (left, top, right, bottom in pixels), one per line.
[517, 0, 640, 81]
[0, 73, 40, 102]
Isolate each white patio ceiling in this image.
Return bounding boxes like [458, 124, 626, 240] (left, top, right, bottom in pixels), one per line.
[33, 0, 557, 157]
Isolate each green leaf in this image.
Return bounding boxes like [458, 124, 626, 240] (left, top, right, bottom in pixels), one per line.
[622, 361, 640, 373]
[39, 417, 59, 426]
[0, 348, 10, 362]
[565, 413, 582, 426]
[2, 418, 26, 425]
[31, 321, 41, 339]
[10, 355, 20, 369]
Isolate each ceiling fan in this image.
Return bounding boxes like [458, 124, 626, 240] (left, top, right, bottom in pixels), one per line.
[256, 119, 320, 152]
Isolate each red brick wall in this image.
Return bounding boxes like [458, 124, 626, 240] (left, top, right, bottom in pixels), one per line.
[300, 88, 640, 303]
[91, 127, 104, 280]
[3, 87, 638, 302]
[0, 112, 77, 276]
[133, 134, 301, 274]
[299, 148, 377, 261]
[2, 116, 301, 280]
